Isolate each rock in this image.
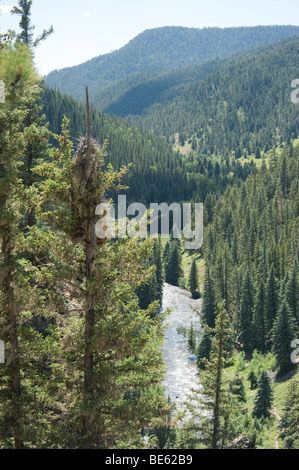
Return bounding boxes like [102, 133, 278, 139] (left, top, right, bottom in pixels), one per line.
[233, 435, 255, 449]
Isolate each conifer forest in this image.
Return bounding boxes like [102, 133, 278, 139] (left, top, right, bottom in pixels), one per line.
[0, 0, 298, 452]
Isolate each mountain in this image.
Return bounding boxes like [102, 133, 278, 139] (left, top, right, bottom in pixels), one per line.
[133, 36, 299, 157]
[40, 85, 253, 205]
[45, 25, 299, 101]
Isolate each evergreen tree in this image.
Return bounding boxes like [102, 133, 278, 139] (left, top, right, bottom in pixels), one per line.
[248, 370, 258, 390]
[12, 0, 53, 47]
[165, 240, 182, 286]
[279, 379, 299, 449]
[201, 264, 216, 328]
[251, 280, 267, 353]
[229, 376, 246, 402]
[196, 329, 213, 370]
[188, 256, 200, 299]
[153, 236, 164, 307]
[187, 322, 196, 354]
[189, 302, 237, 448]
[11, 0, 53, 226]
[0, 42, 57, 449]
[285, 258, 298, 323]
[238, 268, 254, 355]
[272, 300, 297, 376]
[265, 265, 278, 341]
[35, 115, 169, 448]
[252, 370, 273, 419]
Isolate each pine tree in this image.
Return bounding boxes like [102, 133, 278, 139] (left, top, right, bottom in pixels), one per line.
[285, 258, 298, 323]
[11, 0, 53, 226]
[153, 236, 164, 307]
[272, 300, 297, 376]
[188, 256, 200, 299]
[201, 264, 216, 328]
[196, 329, 212, 370]
[12, 0, 53, 47]
[279, 378, 299, 449]
[165, 240, 182, 286]
[238, 268, 254, 355]
[187, 322, 196, 354]
[0, 42, 50, 449]
[265, 265, 278, 341]
[187, 302, 237, 449]
[252, 370, 273, 419]
[251, 280, 267, 353]
[35, 113, 169, 448]
[248, 370, 258, 390]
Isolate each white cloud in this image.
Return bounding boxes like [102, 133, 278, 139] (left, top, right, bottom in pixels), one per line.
[0, 5, 13, 14]
[81, 12, 91, 17]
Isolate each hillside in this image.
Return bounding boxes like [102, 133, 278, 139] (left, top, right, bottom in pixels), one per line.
[44, 25, 299, 101]
[134, 37, 299, 157]
[41, 85, 253, 205]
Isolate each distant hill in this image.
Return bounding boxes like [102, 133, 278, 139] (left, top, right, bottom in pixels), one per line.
[45, 25, 299, 101]
[133, 37, 299, 157]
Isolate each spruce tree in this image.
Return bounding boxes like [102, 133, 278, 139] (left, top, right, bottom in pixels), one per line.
[238, 268, 254, 355]
[251, 280, 267, 353]
[0, 42, 52, 449]
[265, 265, 278, 341]
[188, 256, 200, 299]
[35, 115, 169, 448]
[11, 0, 53, 226]
[252, 370, 273, 419]
[165, 240, 182, 286]
[153, 236, 164, 307]
[187, 322, 196, 354]
[272, 300, 297, 376]
[188, 302, 237, 449]
[279, 379, 299, 449]
[285, 258, 298, 323]
[201, 264, 216, 328]
[196, 329, 212, 370]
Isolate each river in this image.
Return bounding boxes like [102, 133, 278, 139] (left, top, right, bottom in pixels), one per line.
[161, 283, 202, 411]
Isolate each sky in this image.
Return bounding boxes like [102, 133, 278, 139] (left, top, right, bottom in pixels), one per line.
[0, 0, 299, 76]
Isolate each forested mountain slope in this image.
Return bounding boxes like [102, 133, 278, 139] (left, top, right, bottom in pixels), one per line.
[41, 85, 254, 205]
[45, 25, 299, 101]
[135, 37, 299, 158]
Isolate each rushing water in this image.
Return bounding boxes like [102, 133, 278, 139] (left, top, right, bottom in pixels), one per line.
[161, 283, 202, 411]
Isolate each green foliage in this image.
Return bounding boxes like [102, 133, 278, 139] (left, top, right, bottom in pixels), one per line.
[182, 302, 239, 449]
[280, 378, 299, 448]
[187, 322, 196, 354]
[45, 26, 299, 104]
[188, 257, 200, 299]
[272, 300, 297, 376]
[164, 240, 183, 287]
[138, 37, 299, 157]
[196, 329, 212, 370]
[252, 370, 273, 419]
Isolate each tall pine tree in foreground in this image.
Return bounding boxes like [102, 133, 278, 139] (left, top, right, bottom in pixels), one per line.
[0, 41, 61, 449]
[35, 113, 170, 448]
[183, 302, 237, 449]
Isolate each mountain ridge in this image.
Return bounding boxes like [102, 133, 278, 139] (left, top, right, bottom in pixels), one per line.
[45, 25, 299, 101]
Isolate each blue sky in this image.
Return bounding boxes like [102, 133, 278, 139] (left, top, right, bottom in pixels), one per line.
[1, 0, 299, 76]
